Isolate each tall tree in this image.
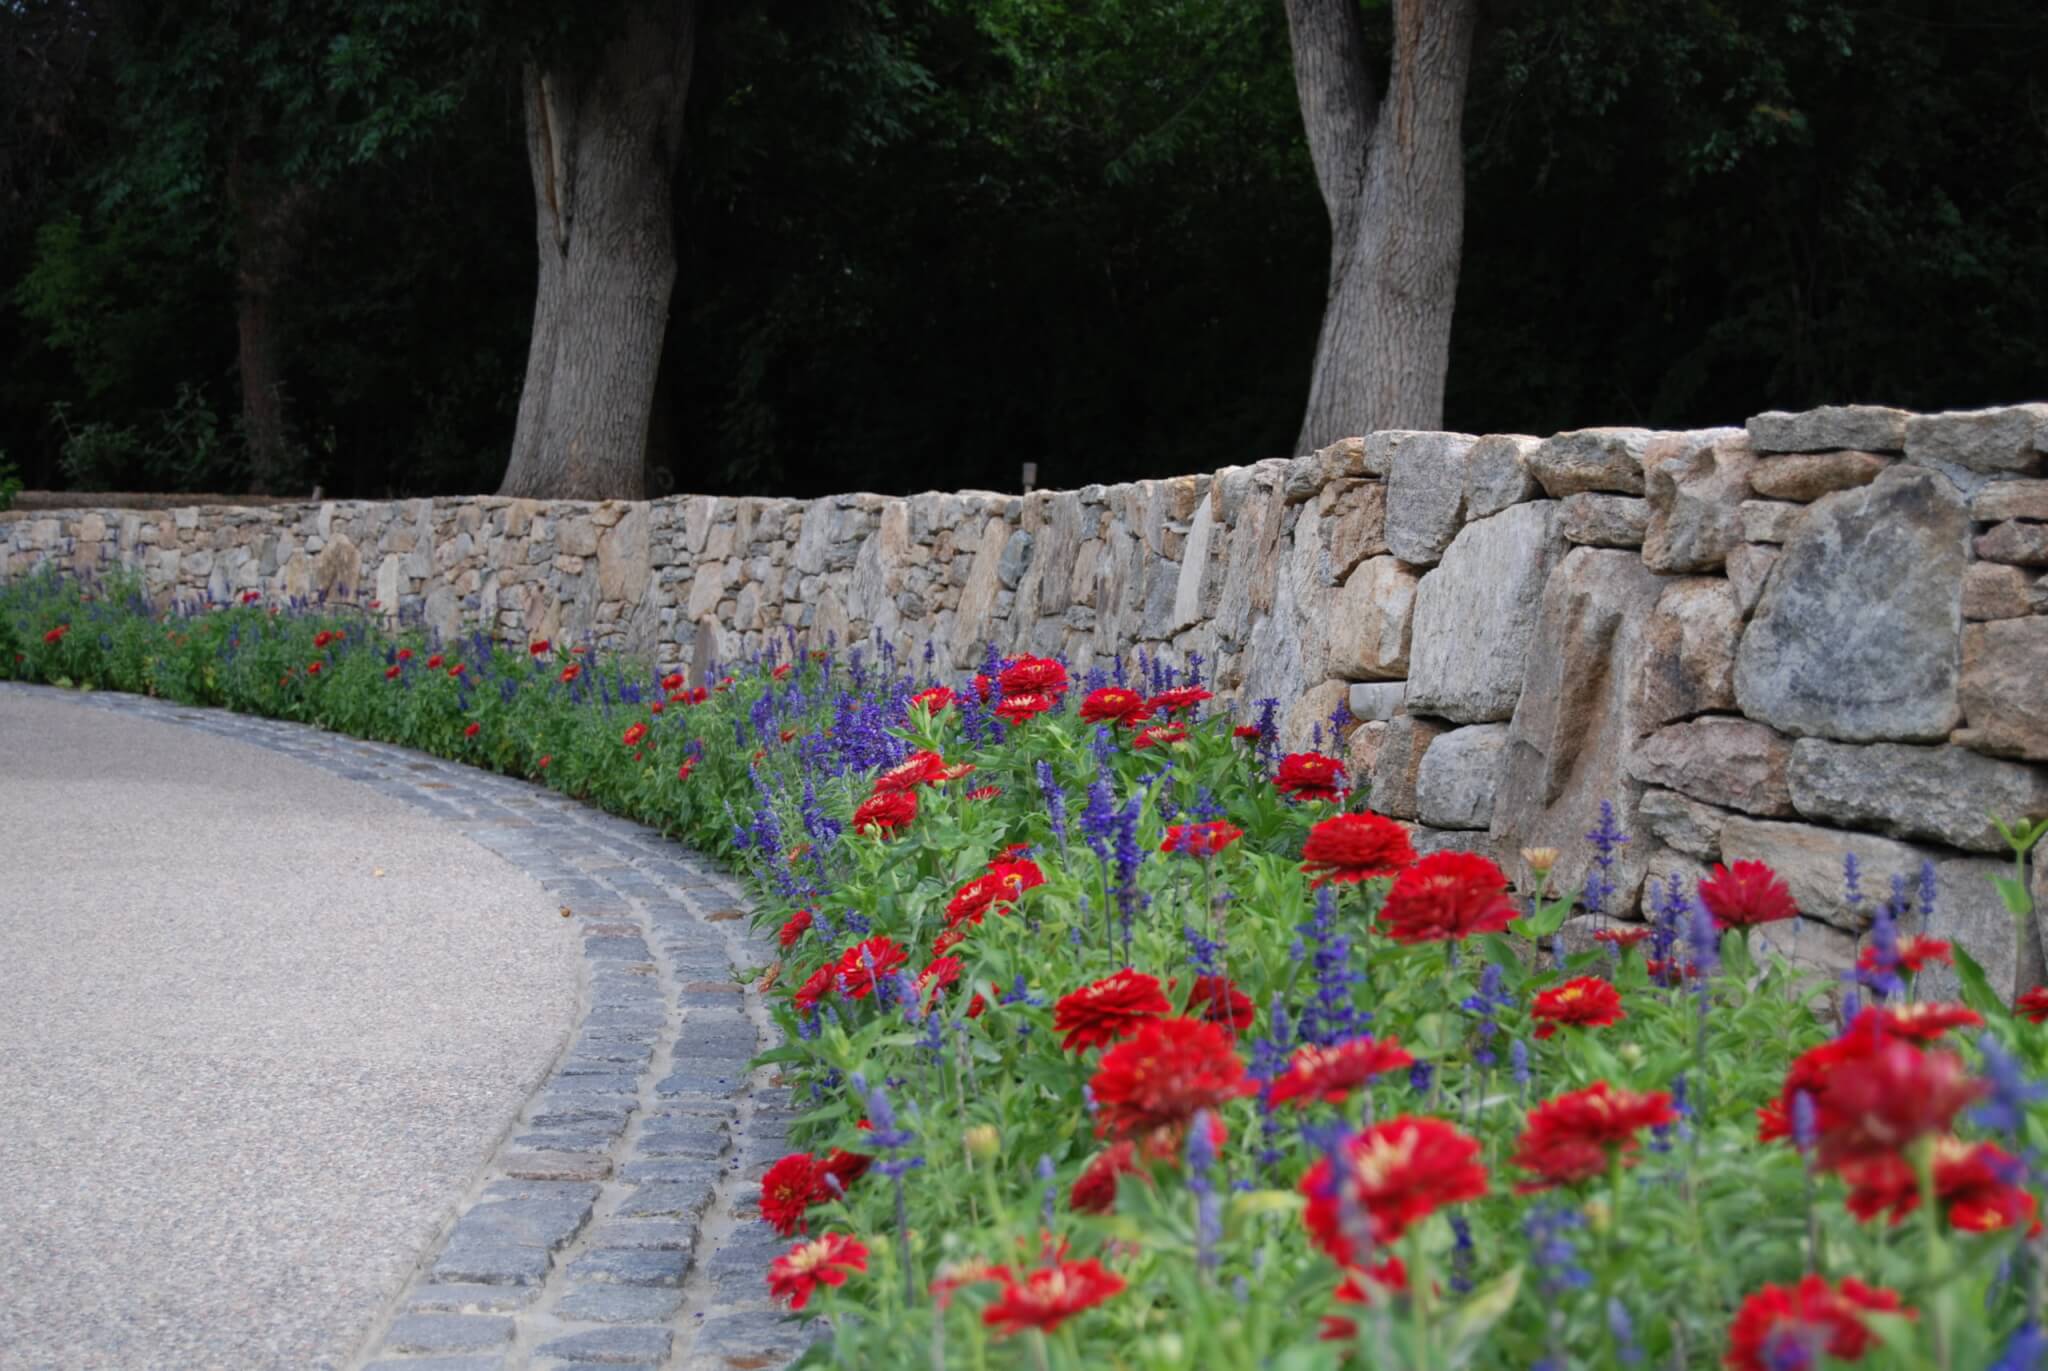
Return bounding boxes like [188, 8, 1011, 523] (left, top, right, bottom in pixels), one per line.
[1284, 0, 1479, 449]
[497, 2, 697, 502]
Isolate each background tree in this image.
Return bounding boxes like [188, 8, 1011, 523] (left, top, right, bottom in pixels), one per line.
[1, 0, 2042, 501]
[1283, 0, 1480, 448]
[499, 1, 698, 501]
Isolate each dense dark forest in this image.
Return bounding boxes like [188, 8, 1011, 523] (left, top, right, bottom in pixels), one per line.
[1, 0, 2043, 501]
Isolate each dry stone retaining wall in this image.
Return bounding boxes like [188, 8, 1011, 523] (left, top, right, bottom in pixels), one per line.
[8, 402, 2048, 980]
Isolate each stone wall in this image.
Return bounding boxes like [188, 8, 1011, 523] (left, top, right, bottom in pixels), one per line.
[7, 402, 2048, 980]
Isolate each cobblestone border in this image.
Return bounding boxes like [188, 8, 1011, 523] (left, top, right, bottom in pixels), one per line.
[4, 685, 812, 1371]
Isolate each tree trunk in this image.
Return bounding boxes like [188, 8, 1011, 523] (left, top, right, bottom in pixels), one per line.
[228, 150, 306, 495]
[499, 2, 696, 501]
[1286, 0, 1481, 451]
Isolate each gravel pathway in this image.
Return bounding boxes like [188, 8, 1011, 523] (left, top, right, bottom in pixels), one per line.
[0, 685, 807, 1371]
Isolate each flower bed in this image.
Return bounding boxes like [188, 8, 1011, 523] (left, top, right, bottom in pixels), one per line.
[6, 570, 2048, 1370]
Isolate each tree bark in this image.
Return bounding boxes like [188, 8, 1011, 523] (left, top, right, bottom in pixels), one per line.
[228, 150, 308, 495]
[1285, 0, 1481, 451]
[499, 2, 696, 501]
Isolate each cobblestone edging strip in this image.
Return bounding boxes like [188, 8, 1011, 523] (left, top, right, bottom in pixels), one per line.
[6, 685, 813, 1371]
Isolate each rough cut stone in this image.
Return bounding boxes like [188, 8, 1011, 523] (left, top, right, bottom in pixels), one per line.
[1976, 520, 2048, 566]
[1739, 500, 1805, 544]
[1346, 718, 1390, 779]
[1625, 717, 1795, 816]
[1747, 405, 1911, 454]
[1964, 562, 2038, 621]
[1347, 681, 1407, 722]
[1319, 479, 1389, 580]
[1368, 714, 1449, 819]
[1405, 502, 1564, 723]
[1639, 788, 1729, 861]
[1905, 405, 2048, 475]
[1327, 555, 1417, 679]
[1362, 431, 1437, 478]
[1415, 723, 1510, 830]
[1384, 433, 1478, 565]
[1528, 428, 1653, 497]
[1958, 619, 2048, 761]
[1631, 578, 1740, 729]
[1973, 480, 2048, 522]
[1787, 738, 2048, 853]
[1748, 451, 1891, 501]
[1560, 493, 1650, 547]
[1282, 680, 1352, 752]
[1463, 434, 1542, 519]
[1490, 548, 1667, 909]
[1734, 467, 1968, 742]
[1726, 543, 1779, 617]
[1642, 430, 1753, 573]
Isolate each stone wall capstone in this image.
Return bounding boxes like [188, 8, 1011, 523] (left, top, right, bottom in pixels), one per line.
[7, 402, 2048, 983]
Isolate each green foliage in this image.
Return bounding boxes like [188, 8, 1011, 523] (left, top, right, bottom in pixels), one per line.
[0, 451, 20, 511]
[9, 573, 2048, 1369]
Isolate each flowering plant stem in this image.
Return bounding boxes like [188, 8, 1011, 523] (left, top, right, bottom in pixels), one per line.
[1914, 1136, 1954, 1371]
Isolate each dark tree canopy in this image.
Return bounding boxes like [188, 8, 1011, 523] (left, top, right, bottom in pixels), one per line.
[1, 0, 2043, 500]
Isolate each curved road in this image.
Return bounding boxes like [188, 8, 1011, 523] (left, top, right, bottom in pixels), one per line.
[0, 689, 580, 1370]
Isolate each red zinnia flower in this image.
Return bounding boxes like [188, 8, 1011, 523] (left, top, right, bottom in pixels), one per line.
[853, 789, 918, 836]
[306, 661, 323, 675]
[947, 859, 1044, 927]
[1079, 686, 1153, 725]
[1698, 859, 1798, 928]
[1839, 1137, 2039, 1234]
[1273, 751, 1348, 803]
[621, 721, 649, 748]
[1299, 1115, 1488, 1261]
[994, 691, 1058, 725]
[1725, 1275, 1912, 1371]
[965, 784, 1002, 801]
[2019, 987, 2048, 1024]
[1509, 1082, 1676, 1192]
[1266, 1036, 1416, 1108]
[875, 750, 947, 792]
[649, 701, 665, 715]
[1864, 936, 1952, 977]
[384, 665, 401, 679]
[834, 936, 909, 999]
[760, 1153, 824, 1235]
[559, 664, 581, 684]
[531, 640, 551, 656]
[982, 1258, 1125, 1336]
[1233, 724, 1261, 741]
[1147, 685, 1214, 715]
[1808, 1034, 1984, 1168]
[1318, 1259, 1409, 1341]
[240, 591, 260, 604]
[538, 755, 551, 769]
[1300, 811, 1416, 888]
[397, 648, 413, 662]
[426, 654, 444, 669]
[1069, 1141, 1142, 1214]
[910, 685, 955, 713]
[1132, 724, 1187, 749]
[1089, 1016, 1254, 1141]
[677, 758, 696, 781]
[1592, 926, 1653, 948]
[767, 1231, 868, 1311]
[1182, 975, 1255, 1032]
[1871, 1002, 1982, 1042]
[772, 662, 793, 680]
[1055, 969, 1172, 1053]
[916, 956, 964, 1012]
[999, 655, 1069, 698]
[930, 1259, 1013, 1310]
[1530, 977, 1625, 1039]
[779, 910, 814, 950]
[463, 721, 480, 738]
[447, 663, 465, 678]
[1160, 821, 1244, 857]
[792, 962, 837, 1015]
[660, 671, 683, 690]
[1376, 851, 1517, 941]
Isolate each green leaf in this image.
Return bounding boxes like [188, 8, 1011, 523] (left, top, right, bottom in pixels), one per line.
[1443, 1265, 1523, 1368]
[1953, 942, 2010, 1021]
